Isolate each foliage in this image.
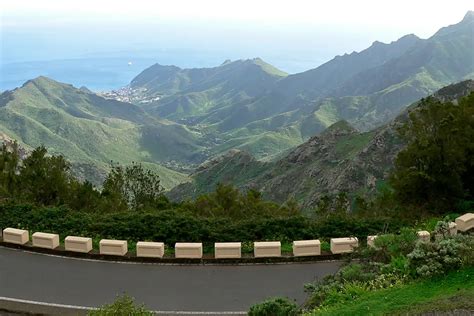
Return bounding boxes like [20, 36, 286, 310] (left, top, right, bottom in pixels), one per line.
[390, 93, 474, 211]
[303, 263, 403, 309]
[185, 184, 298, 220]
[18, 146, 75, 205]
[0, 142, 20, 200]
[307, 267, 474, 315]
[304, 220, 474, 312]
[407, 234, 474, 278]
[248, 297, 299, 316]
[0, 145, 168, 213]
[367, 228, 418, 264]
[102, 162, 165, 211]
[88, 295, 153, 316]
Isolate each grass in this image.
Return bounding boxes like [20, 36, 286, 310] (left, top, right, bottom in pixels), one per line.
[307, 267, 474, 315]
[334, 131, 375, 159]
[0, 77, 192, 189]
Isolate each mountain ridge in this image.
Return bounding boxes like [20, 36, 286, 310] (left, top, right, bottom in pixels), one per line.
[169, 80, 474, 206]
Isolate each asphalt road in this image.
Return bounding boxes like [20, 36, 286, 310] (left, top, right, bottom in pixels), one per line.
[0, 247, 341, 314]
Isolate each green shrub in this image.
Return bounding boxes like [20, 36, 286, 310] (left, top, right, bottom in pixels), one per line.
[369, 228, 418, 263]
[88, 295, 153, 316]
[407, 235, 471, 277]
[248, 297, 299, 316]
[0, 204, 409, 250]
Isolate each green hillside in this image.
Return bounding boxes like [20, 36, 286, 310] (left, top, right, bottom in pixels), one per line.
[0, 77, 200, 188]
[128, 13, 473, 161]
[1, 14, 472, 191]
[169, 80, 474, 206]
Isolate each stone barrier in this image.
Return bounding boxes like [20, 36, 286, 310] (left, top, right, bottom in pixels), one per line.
[2, 228, 29, 245]
[214, 242, 241, 259]
[136, 241, 165, 258]
[99, 239, 128, 256]
[65, 236, 93, 253]
[254, 241, 281, 257]
[330, 237, 358, 254]
[32, 232, 60, 249]
[8, 215, 473, 261]
[417, 230, 430, 242]
[367, 235, 378, 248]
[448, 222, 457, 236]
[175, 242, 203, 258]
[455, 213, 474, 232]
[292, 240, 320, 257]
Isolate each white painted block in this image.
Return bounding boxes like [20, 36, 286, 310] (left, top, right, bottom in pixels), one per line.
[215, 242, 241, 259]
[455, 213, 474, 232]
[175, 242, 203, 259]
[65, 236, 93, 253]
[2, 228, 29, 245]
[417, 231, 430, 242]
[32, 232, 60, 249]
[100, 239, 128, 256]
[254, 241, 281, 258]
[136, 241, 165, 258]
[293, 240, 321, 256]
[330, 237, 358, 254]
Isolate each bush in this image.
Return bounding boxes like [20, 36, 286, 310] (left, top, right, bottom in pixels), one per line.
[0, 204, 410, 251]
[367, 228, 418, 264]
[248, 297, 298, 316]
[304, 263, 382, 309]
[407, 234, 473, 277]
[88, 295, 153, 316]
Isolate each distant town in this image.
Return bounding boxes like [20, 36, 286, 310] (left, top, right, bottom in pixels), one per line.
[99, 86, 161, 104]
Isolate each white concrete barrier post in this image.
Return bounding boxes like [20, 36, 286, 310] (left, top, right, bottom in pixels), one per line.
[99, 239, 128, 256]
[254, 241, 281, 258]
[417, 231, 430, 242]
[175, 243, 203, 259]
[330, 237, 359, 254]
[292, 240, 321, 256]
[32, 232, 60, 249]
[2, 228, 29, 245]
[455, 213, 474, 232]
[136, 241, 165, 258]
[65, 236, 93, 253]
[367, 235, 378, 248]
[215, 242, 241, 259]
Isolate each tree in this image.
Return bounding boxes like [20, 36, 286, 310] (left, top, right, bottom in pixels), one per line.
[101, 162, 165, 211]
[0, 142, 21, 199]
[390, 94, 474, 210]
[68, 180, 102, 212]
[18, 146, 73, 205]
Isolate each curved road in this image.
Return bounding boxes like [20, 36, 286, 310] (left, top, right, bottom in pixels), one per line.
[0, 247, 341, 314]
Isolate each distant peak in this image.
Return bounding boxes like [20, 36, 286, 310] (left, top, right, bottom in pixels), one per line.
[24, 76, 56, 87]
[398, 33, 420, 41]
[322, 120, 358, 137]
[371, 40, 384, 46]
[79, 86, 93, 94]
[463, 10, 474, 21]
[221, 59, 232, 65]
[247, 57, 288, 77]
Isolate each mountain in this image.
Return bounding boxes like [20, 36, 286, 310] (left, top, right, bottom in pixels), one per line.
[128, 12, 474, 160]
[168, 80, 474, 207]
[2, 14, 472, 191]
[167, 149, 271, 201]
[132, 58, 288, 125]
[0, 76, 207, 188]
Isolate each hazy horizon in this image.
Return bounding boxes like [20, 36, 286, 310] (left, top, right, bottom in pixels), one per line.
[1, 0, 472, 90]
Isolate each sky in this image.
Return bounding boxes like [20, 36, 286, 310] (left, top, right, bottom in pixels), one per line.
[0, 0, 473, 89]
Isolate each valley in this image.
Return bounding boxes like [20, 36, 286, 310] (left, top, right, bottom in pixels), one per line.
[0, 12, 472, 204]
